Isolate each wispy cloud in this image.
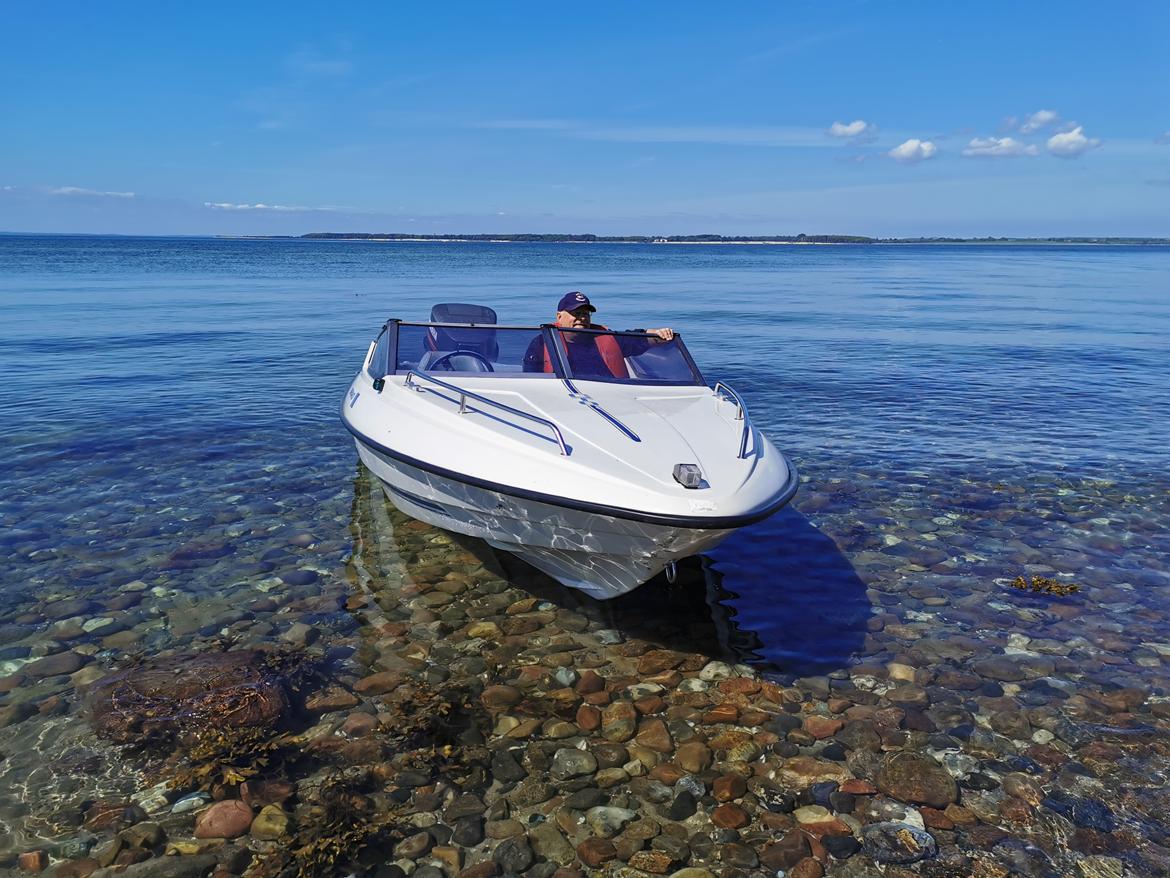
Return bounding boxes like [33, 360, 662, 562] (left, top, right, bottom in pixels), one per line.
[1156, 130, 1170, 145]
[286, 47, 352, 78]
[203, 201, 334, 212]
[1046, 126, 1101, 158]
[50, 186, 135, 198]
[1019, 109, 1059, 134]
[827, 119, 876, 139]
[474, 119, 834, 148]
[889, 139, 937, 164]
[961, 136, 1038, 158]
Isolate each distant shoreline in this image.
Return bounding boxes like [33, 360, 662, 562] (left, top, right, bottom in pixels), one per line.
[218, 233, 1170, 246]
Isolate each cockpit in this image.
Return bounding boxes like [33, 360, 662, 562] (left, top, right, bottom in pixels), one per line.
[366, 303, 705, 386]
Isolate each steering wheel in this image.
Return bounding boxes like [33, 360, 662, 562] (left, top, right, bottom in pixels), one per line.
[428, 350, 495, 372]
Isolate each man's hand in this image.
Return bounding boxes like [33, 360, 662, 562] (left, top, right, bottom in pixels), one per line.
[647, 327, 675, 342]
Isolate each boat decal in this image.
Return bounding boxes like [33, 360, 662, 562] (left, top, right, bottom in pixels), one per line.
[340, 401, 799, 529]
[348, 389, 360, 408]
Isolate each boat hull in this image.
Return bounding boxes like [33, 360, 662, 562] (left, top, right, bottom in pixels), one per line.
[355, 438, 734, 599]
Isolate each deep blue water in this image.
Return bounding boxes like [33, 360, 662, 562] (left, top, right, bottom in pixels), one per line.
[2, 235, 1168, 472]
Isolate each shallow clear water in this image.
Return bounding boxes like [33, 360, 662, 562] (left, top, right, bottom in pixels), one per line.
[2, 235, 1170, 872]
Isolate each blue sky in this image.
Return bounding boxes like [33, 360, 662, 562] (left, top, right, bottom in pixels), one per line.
[2, 2, 1168, 237]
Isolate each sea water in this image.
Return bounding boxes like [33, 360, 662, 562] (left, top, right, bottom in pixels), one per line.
[1, 235, 1169, 870]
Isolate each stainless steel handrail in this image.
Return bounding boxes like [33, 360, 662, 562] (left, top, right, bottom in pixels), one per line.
[403, 371, 569, 456]
[562, 379, 641, 443]
[713, 381, 752, 459]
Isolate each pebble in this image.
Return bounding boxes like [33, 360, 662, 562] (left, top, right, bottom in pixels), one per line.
[861, 821, 938, 864]
[193, 800, 253, 839]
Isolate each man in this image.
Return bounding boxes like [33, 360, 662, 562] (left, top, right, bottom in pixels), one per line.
[523, 291, 675, 378]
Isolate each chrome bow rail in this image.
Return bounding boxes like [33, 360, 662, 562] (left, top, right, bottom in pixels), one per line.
[713, 381, 752, 459]
[404, 371, 570, 456]
[562, 379, 641, 443]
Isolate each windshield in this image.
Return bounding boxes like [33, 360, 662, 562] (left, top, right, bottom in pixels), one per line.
[553, 328, 705, 385]
[394, 324, 549, 376]
[388, 323, 704, 385]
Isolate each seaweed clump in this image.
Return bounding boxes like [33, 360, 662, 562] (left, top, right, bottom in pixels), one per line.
[248, 678, 486, 878]
[1011, 575, 1080, 596]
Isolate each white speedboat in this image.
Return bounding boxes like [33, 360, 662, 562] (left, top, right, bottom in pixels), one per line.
[341, 303, 798, 600]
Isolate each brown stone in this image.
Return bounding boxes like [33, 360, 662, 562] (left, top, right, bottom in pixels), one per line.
[711, 803, 749, 829]
[634, 695, 666, 715]
[26, 651, 88, 679]
[718, 677, 760, 695]
[644, 670, 683, 688]
[340, 712, 378, 737]
[919, 806, 954, 830]
[355, 671, 407, 695]
[458, 861, 499, 878]
[874, 751, 958, 808]
[943, 804, 978, 826]
[576, 704, 601, 731]
[50, 858, 98, 878]
[601, 701, 638, 742]
[803, 716, 844, 739]
[480, 685, 523, 711]
[82, 800, 133, 831]
[649, 763, 685, 785]
[576, 838, 616, 868]
[675, 741, 713, 773]
[636, 650, 687, 674]
[635, 718, 674, 753]
[712, 775, 747, 802]
[0, 673, 25, 694]
[18, 851, 47, 873]
[702, 704, 739, 724]
[839, 779, 877, 795]
[194, 800, 254, 839]
[575, 670, 605, 694]
[305, 684, 359, 712]
[789, 857, 824, 878]
[777, 756, 851, 789]
[628, 850, 674, 874]
[760, 830, 810, 872]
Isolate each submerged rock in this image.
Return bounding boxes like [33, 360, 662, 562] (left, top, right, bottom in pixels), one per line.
[87, 650, 299, 745]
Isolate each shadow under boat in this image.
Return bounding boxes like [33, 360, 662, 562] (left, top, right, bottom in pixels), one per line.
[348, 463, 869, 682]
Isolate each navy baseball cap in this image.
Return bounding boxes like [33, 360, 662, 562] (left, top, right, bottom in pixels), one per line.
[557, 291, 596, 313]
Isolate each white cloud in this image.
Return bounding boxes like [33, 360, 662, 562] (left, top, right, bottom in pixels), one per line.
[1019, 109, 1058, 134]
[888, 139, 937, 164]
[1046, 126, 1101, 158]
[50, 186, 135, 198]
[203, 201, 329, 212]
[962, 136, 1039, 158]
[827, 119, 874, 138]
[1156, 130, 1170, 145]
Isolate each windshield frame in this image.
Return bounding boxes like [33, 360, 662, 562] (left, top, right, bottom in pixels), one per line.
[545, 325, 706, 386]
[380, 321, 705, 386]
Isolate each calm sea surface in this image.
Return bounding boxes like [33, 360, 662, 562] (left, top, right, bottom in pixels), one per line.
[1, 235, 1170, 872]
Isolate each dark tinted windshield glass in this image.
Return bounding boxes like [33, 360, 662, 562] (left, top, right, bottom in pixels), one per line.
[395, 325, 549, 376]
[554, 329, 704, 385]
